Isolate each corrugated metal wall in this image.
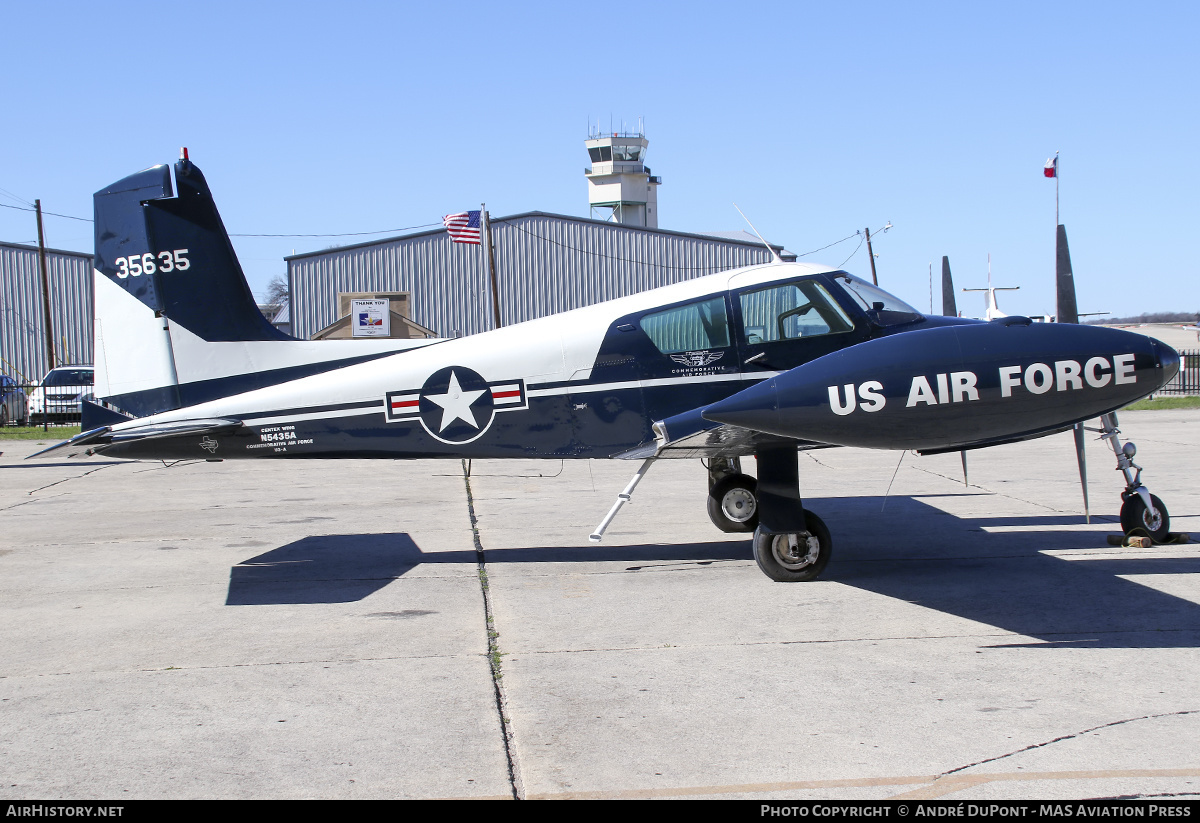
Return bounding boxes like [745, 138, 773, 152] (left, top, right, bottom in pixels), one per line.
[0, 242, 93, 384]
[287, 214, 779, 340]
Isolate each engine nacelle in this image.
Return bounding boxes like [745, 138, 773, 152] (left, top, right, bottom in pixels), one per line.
[703, 322, 1180, 451]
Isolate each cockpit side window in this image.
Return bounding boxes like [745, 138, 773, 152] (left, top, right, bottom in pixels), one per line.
[738, 281, 855, 345]
[835, 273, 924, 326]
[640, 296, 731, 354]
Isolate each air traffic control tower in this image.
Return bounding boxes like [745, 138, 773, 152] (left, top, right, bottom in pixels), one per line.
[585, 128, 662, 228]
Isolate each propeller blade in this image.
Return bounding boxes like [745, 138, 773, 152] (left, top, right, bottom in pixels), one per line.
[1073, 421, 1089, 523]
[1056, 225, 1079, 325]
[941, 256, 957, 317]
[960, 450, 969, 487]
[1058, 226, 1087, 520]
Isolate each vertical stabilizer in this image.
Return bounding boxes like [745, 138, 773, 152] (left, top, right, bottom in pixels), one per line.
[94, 159, 290, 343]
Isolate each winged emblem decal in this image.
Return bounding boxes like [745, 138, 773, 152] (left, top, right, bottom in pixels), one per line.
[670, 351, 725, 368]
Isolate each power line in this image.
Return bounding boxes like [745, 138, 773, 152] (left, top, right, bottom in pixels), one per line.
[0, 201, 443, 238]
[1, 195, 890, 270]
[837, 236, 866, 269]
[229, 223, 441, 238]
[0, 201, 90, 222]
[794, 231, 859, 258]
[0, 186, 33, 208]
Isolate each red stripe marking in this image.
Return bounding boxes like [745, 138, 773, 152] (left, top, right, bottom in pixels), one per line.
[491, 389, 521, 400]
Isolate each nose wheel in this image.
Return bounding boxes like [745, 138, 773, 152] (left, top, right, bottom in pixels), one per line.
[1120, 492, 1170, 543]
[1095, 413, 1173, 543]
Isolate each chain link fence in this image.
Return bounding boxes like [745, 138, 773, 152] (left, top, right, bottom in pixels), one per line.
[1, 379, 88, 429]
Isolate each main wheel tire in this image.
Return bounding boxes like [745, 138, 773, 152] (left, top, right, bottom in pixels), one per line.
[752, 511, 832, 582]
[1121, 493, 1170, 543]
[707, 474, 759, 532]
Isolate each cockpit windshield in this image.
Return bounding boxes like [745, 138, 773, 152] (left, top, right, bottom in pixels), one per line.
[834, 273, 924, 326]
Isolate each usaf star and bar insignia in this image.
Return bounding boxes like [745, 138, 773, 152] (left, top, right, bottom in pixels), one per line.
[385, 366, 527, 444]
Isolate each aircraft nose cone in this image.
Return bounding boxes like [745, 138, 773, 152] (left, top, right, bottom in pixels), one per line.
[1155, 339, 1181, 385]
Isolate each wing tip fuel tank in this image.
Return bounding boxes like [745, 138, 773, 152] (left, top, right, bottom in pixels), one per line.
[702, 323, 1179, 451]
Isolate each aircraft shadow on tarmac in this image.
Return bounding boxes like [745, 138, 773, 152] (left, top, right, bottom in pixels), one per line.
[227, 495, 1200, 649]
[1, 461, 128, 469]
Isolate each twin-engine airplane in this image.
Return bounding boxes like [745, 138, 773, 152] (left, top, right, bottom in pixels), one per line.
[37, 157, 1182, 581]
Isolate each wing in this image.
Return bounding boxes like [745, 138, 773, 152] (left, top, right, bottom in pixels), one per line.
[613, 406, 835, 460]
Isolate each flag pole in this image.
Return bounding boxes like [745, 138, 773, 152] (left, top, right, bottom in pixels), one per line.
[482, 204, 502, 329]
[1055, 150, 1060, 227]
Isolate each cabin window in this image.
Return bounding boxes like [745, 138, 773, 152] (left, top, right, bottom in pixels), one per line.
[640, 297, 730, 354]
[738, 281, 854, 344]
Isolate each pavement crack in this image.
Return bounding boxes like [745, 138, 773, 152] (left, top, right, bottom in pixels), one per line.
[0, 652, 484, 679]
[0, 497, 55, 511]
[26, 464, 117, 496]
[463, 459, 526, 801]
[940, 710, 1200, 777]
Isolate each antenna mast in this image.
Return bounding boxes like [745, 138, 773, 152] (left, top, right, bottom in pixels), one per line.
[733, 203, 782, 263]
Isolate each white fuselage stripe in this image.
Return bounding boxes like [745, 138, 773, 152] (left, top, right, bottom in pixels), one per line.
[525, 371, 780, 398]
[234, 371, 782, 428]
[243, 406, 387, 427]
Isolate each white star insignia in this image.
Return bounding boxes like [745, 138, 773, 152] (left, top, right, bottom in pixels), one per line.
[424, 371, 487, 432]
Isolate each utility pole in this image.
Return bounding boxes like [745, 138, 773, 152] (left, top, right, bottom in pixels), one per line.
[35, 200, 56, 372]
[864, 227, 879, 285]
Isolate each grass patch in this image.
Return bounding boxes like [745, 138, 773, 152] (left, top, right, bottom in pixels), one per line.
[1124, 396, 1200, 411]
[0, 425, 81, 441]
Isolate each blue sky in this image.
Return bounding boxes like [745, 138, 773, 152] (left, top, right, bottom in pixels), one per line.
[2, 1, 1196, 319]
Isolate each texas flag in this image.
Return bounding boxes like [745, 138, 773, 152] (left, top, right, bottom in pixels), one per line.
[1043, 156, 1057, 178]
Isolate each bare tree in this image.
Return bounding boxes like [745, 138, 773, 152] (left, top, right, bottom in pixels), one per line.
[264, 275, 289, 307]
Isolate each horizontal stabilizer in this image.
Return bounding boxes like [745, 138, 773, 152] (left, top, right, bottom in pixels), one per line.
[27, 418, 244, 460]
[107, 417, 244, 443]
[27, 426, 118, 459]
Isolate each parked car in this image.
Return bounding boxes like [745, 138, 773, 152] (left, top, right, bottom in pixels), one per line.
[27, 366, 95, 425]
[1, 374, 28, 426]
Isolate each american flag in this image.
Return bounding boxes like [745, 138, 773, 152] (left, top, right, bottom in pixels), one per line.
[443, 210, 482, 244]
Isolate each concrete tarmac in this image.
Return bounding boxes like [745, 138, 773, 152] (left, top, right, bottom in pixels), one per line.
[1, 409, 1198, 800]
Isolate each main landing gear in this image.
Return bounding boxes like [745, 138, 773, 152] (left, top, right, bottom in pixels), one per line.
[711, 449, 833, 582]
[752, 510, 832, 582]
[706, 457, 759, 533]
[1093, 412, 1173, 543]
[591, 451, 832, 582]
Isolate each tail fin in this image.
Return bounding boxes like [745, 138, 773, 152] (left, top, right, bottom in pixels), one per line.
[95, 159, 290, 344]
[91, 157, 436, 422]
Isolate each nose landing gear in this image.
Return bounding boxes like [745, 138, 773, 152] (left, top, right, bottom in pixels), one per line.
[1094, 412, 1173, 543]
